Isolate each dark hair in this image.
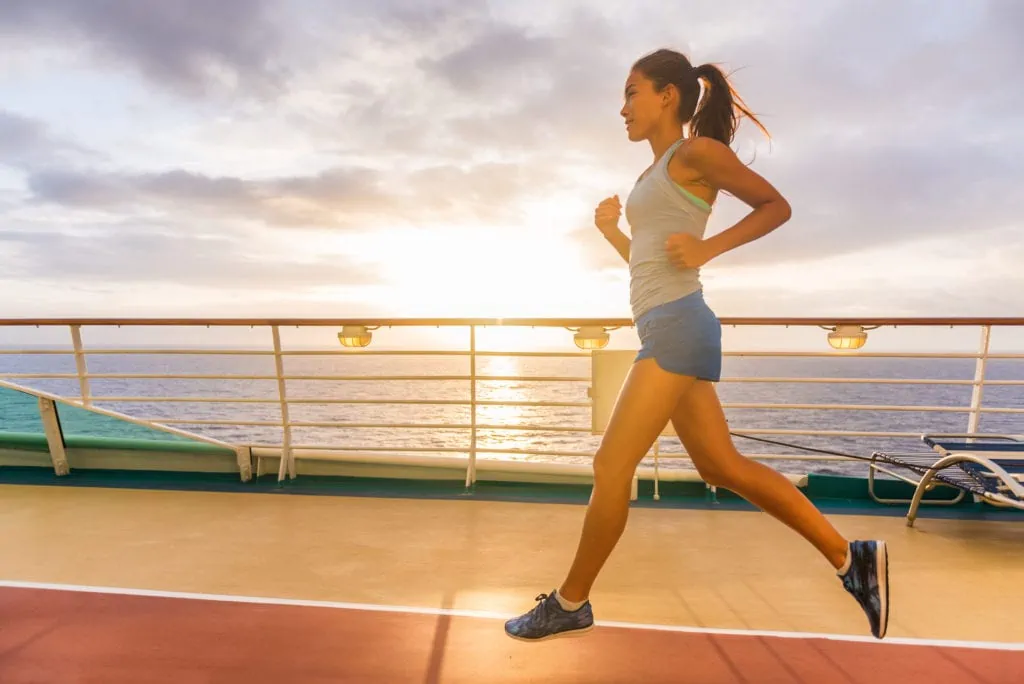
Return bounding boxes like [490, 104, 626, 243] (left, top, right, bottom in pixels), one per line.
[631, 48, 769, 145]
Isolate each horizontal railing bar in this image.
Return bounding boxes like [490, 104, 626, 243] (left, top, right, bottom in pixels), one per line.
[288, 421, 473, 430]
[268, 431, 913, 452]
[140, 419, 282, 427]
[88, 409, 1024, 432]
[476, 448, 856, 462]
[3, 317, 1024, 327]
[720, 403, 971, 412]
[87, 396, 281, 404]
[476, 351, 590, 358]
[81, 349, 274, 356]
[0, 349, 73, 355]
[288, 422, 969, 436]
[254, 444, 858, 463]
[723, 351, 983, 359]
[56, 396, 595, 408]
[477, 400, 591, 408]
[284, 421, 589, 432]
[58, 395, 1017, 413]
[6, 372, 1020, 388]
[730, 427, 919, 438]
[720, 377, 977, 385]
[290, 374, 588, 382]
[276, 444, 467, 453]
[283, 350, 467, 357]
[285, 375, 472, 381]
[0, 373, 473, 381]
[0, 373, 281, 380]
[280, 350, 589, 358]
[475, 375, 590, 382]
[475, 423, 588, 433]
[5, 347, 1021, 360]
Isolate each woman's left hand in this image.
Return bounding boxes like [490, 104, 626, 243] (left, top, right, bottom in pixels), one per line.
[666, 233, 715, 269]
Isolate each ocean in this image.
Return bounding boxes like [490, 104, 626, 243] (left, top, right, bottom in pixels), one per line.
[2, 352, 1022, 477]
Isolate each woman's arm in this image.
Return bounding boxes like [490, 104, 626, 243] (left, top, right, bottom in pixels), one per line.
[666, 137, 791, 269]
[594, 195, 630, 263]
[601, 226, 630, 263]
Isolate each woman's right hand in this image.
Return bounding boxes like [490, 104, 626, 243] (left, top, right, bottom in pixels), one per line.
[594, 195, 621, 234]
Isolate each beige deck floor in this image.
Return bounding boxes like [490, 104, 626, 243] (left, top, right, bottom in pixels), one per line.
[1, 484, 1022, 644]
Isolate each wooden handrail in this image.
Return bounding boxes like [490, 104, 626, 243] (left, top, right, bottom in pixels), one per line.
[0, 317, 1022, 328]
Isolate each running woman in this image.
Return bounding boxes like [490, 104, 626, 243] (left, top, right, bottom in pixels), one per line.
[504, 48, 889, 642]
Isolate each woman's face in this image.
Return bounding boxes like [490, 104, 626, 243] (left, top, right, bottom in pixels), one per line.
[620, 69, 670, 142]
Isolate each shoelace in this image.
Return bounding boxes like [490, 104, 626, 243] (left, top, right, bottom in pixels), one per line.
[530, 593, 552, 623]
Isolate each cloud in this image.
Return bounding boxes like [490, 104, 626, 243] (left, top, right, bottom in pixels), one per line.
[23, 160, 570, 230]
[2, 0, 1023, 319]
[0, 0, 288, 98]
[0, 111, 49, 162]
[0, 223, 379, 289]
[0, 110, 96, 170]
[420, 25, 562, 94]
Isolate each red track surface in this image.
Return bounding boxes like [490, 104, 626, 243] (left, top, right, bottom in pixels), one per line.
[1, 587, 1021, 683]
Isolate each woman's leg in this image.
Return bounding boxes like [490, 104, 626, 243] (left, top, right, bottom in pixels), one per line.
[670, 379, 849, 567]
[670, 380, 889, 639]
[558, 359, 696, 601]
[504, 358, 695, 641]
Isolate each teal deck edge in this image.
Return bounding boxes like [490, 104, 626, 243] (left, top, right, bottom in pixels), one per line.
[0, 465, 1019, 522]
[2, 431, 1019, 521]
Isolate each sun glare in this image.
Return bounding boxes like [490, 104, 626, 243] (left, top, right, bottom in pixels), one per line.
[365, 224, 606, 319]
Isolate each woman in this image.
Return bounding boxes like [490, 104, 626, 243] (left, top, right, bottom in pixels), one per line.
[504, 48, 889, 641]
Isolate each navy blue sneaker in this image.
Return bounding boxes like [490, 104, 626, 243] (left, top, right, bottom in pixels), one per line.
[839, 540, 889, 639]
[504, 591, 595, 641]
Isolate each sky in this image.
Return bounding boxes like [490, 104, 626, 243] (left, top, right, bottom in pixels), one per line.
[1, 0, 1022, 346]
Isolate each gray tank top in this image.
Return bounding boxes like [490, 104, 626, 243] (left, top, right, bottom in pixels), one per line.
[625, 137, 712, 320]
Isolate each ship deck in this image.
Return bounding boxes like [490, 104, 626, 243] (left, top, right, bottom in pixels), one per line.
[1, 483, 1021, 682]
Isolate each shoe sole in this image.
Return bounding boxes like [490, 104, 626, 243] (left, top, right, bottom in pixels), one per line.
[876, 540, 889, 639]
[505, 624, 595, 642]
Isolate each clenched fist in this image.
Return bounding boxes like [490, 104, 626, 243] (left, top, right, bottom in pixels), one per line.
[666, 233, 715, 269]
[594, 196, 621, 235]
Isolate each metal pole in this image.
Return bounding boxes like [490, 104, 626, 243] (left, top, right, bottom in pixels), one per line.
[652, 440, 660, 501]
[272, 326, 295, 481]
[465, 325, 478, 488]
[70, 325, 91, 407]
[38, 397, 70, 476]
[967, 325, 991, 435]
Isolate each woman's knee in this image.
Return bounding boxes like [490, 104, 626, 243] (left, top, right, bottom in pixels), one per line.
[592, 446, 637, 488]
[691, 452, 744, 489]
[694, 462, 728, 488]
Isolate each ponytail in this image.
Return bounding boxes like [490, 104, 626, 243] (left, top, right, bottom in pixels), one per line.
[631, 50, 769, 146]
[691, 63, 769, 145]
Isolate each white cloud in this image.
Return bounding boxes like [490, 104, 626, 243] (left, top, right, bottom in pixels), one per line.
[0, 0, 1021, 319]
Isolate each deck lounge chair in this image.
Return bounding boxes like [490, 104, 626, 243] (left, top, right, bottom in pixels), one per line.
[868, 433, 1024, 527]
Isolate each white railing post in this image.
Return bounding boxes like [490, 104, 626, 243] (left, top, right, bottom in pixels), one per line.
[967, 325, 991, 435]
[272, 326, 295, 481]
[37, 397, 70, 476]
[69, 325, 91, 407]
[652, 440, 661, 501]
[465, 325, 478, 488]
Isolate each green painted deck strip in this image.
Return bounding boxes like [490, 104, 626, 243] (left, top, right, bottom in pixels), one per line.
[0, 466, 1019, 521]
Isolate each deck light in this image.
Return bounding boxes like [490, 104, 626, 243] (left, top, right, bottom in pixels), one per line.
[826, 324, 868, 350]
[338, 325, 375, 348]
[570, 325, 611, 350]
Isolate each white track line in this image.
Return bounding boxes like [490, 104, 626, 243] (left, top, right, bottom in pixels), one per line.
[2, 580, 1021, 652]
